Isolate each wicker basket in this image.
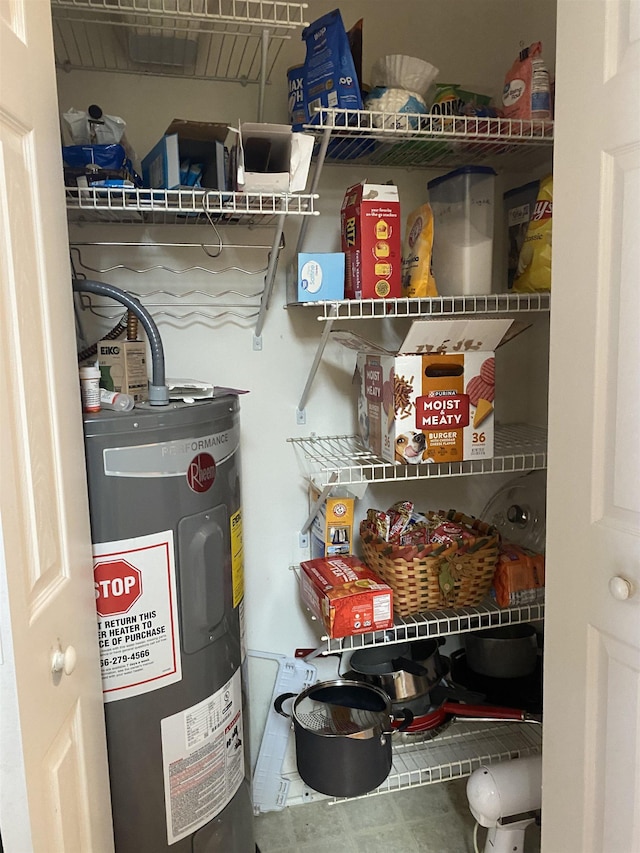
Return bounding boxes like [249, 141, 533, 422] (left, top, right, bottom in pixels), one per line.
[360, 510, 499, 617]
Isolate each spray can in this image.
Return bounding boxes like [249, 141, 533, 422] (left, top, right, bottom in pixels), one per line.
[79, 365, 101, 413]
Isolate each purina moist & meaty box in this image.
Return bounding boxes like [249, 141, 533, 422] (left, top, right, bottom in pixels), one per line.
[299, 555, 394, 639]
[333, 319, 515, 465]
[341, 182, 402, 299]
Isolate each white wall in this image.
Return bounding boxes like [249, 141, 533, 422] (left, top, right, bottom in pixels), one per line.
[55, 0, 556, 766]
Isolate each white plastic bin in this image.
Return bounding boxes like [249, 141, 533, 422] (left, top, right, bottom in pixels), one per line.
[427, 166, 497, 295]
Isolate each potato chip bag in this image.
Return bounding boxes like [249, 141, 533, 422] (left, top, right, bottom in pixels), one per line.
[513, 174, 553, 292]
[401, 203, 438, 297]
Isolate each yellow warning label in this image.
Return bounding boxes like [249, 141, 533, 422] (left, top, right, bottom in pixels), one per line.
[230, 508, 244, 608]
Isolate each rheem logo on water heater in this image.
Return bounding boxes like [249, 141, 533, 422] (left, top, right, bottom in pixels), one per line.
[94, 559, 143, 617]
[187, 452, 216, 493]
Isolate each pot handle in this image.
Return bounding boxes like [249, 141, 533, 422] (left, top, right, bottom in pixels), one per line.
[274, 692, 296, 718]
[391, 707, 415, 732]
[391, 656, 430, 677]
[441, 701, 542, 723]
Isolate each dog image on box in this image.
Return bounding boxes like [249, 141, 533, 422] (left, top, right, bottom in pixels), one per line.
[395, 431, 434, 464]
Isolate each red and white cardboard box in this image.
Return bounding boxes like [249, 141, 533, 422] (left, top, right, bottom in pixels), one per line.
[341, 182, 402, 300]
[334, 318, 515, 465]
[299, 555, 394, 639]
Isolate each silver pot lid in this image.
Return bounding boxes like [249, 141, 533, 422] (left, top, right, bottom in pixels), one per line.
[481, 470, 547, 552]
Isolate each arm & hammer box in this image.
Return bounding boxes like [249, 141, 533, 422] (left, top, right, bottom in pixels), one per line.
[341, 181, 402, 299]
[334, 319, 515, 465]
[309, 485, 355, 558]
[299, 555, 394, 639]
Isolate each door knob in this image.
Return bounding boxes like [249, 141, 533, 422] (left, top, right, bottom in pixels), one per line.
[51, 645, 77, 675]
[608, 576, 633, 601]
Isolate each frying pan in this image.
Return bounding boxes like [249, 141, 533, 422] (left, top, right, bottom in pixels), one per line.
[392, 682, 541, 740]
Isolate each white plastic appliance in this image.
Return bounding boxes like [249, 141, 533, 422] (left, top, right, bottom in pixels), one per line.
[466, 754, 542, 853]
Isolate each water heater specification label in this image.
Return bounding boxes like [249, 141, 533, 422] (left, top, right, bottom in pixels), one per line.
[161, 669, 245, 845]
[93, 530, 182, 703]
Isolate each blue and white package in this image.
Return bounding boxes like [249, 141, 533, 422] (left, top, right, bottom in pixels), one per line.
[364, 87, 427, 128]
[302, 9, 362, 122]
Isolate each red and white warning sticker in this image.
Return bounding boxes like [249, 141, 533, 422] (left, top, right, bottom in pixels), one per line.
[161, 670, 244, 845]
[93, 529, 182, 703]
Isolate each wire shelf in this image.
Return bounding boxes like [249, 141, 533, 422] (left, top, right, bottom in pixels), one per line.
[305, 108, 554, 171]
[284, 720, 542, 806]
[288, 423, 547, 488]
[65, 187, 318, 225]
[288, 293, 551, 319]
[293, 564, 544, 652]
[309, 596, 545, 654]
[51, 0, 308, 81]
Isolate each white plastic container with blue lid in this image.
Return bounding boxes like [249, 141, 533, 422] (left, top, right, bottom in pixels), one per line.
[427, 165, 497, 295]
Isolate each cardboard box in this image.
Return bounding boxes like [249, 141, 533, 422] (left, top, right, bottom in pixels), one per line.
[98, 339, 148, 403]
[235, 122, 314, 193]
[341, 182, 402, 299]
[309, 485, 355, 559]
[334, 319, 514, 464]
[294, 252, 345, 302]
[141, 119, 230, 190]
[299, 556, 394, 639]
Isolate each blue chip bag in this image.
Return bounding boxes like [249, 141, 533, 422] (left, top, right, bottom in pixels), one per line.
[302, 9, 363, 121]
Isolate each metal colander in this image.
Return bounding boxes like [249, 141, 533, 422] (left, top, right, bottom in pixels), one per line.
[292, 680, 391, 738]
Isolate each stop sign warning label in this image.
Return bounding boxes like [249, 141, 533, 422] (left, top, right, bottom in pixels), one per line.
[94, 559, 142, 617]
[92, 530, 182, 703]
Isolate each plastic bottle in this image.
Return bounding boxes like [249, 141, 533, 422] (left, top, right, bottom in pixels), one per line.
[79, 365, 101, 413]
[100, 388, 135, 412]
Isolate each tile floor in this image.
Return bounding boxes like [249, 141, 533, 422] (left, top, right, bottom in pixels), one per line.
[254, 778, 541, 853]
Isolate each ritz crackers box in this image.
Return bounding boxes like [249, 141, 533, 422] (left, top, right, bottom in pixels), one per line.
[299, 556, 394, 639]
[341, 182, 402, 299]
[334, 319, 514, 465]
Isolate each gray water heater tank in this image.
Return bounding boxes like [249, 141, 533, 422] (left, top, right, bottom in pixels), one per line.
[83, 397, 256, 853]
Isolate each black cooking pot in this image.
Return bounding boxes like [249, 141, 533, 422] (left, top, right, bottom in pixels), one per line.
[274, 679, 412, 798]
[349, 639, 446, 702]
[464, 623, 538, 679]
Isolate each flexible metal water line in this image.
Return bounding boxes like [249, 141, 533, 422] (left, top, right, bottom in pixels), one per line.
[72, 278, 169, 406]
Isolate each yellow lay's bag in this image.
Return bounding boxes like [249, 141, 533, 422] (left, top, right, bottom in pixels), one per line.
[401, 203, 438, 298]
[513, 174, 553, 292]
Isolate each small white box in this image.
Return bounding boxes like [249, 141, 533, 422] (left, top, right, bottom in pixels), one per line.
[235, 122, 314, 193]
[295, 253, 345, 302]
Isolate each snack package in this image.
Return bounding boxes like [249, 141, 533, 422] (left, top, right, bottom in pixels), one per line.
[299, 555, 393, 638]
[502, 42, 551, 120]
[513, 174, 553, 292]
[302, 9, 363, 121]
[62, 106, 139, 169]
[401, 203, 438, 297]
[493, 543, 545, 608]
[430, 84, 495, 117]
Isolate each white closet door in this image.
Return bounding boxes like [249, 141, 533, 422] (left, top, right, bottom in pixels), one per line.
[0, 0, 114, 849]
[543, 1, 640, 851]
